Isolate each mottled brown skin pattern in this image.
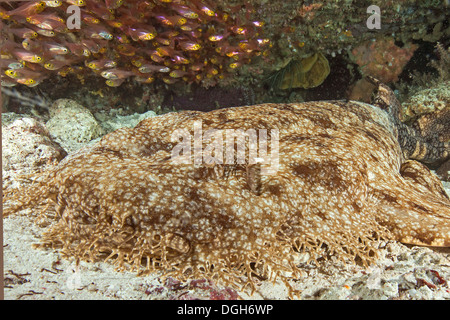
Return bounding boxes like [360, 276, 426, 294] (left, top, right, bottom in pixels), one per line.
[4, 83, 450, 292]
[367, 76, 449, 166]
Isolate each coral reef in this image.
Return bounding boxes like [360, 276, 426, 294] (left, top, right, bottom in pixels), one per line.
[1, 0, 270, 87]
[350, 38, 418, 84]
[4, 90, 450, 294]
[348, 37, 418, 101]
[243, 0, 448, 86]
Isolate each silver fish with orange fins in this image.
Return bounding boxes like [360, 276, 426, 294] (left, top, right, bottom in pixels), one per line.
[100, 68, 136, 79]
[12, 50, 43, 63]
[8, 2, 46, 18]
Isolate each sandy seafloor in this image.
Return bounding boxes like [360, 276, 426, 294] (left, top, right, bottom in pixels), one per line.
[3, 109, 450, 300]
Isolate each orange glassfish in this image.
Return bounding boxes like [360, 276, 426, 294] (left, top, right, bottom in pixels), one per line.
[26, 13, 65, 25]
[85, 59, 116, 70]
[66, 0, 86, 6]
[172, 4, 199, 19]
[138, 64, 170, 73]
[1, 59, 24, 70]
[156, 46, 177, 57]
[5, 69, 20, 79]
[196, 2, 215, 17]
[5, 68, 42, 80]
[82, 14, 100, 25]
[105, 20, 123, 28]
[126, 26, 157, 41]
[16, 73, 47, 87]
[13, 50, 43, 63]
[8, 2, 46, 18]
[222, 46, 242, 57]
[153, 14, 186, 26]
[83, 25, 113, 40]
[155, 36, 172, 46]
[22, 38, 41, 51]
[171, 53, 190, 65]
[180, 21, 200, 32]
[135, 75, 155, 84]
[45, 42, 69, 55]
[9, 28, 38, 39]
[143, 49, 165, 63]
[101, 68, 135, 79]
[16, 78, 42, 87]
[228, 61, 243, 69]
[162, 77, 178, 84]
[35, 19, 67, 32]
[169, 69, 188, 78]
[66, 43, 90, 57]
[137, 0, 155, 12]
[44, 59, 72, 70]
[159, 30, 180, 38]
[150, 53, 165, 63]
[206, 66, 219, 76]
[208, 33, 228, 42]
[105, 78, 125, 87]
[190, 0, 215, 14]
[81, 39, 105, 54]
[33, 27, 56, 37]
[44, 1, 62, 7]
[238, 39, 262, 52]
[178, 41, 201, 51]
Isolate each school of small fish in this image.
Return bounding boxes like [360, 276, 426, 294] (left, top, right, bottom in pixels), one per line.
[0, 0, 270, 87]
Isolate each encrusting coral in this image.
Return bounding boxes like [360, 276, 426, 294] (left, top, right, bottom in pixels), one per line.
[3, 78, 450, 295]
[350, 37, 418, 84]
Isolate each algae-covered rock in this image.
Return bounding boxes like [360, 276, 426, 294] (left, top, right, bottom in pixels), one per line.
[46, 99, 104, 153]
[2, 117, 66, 173]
